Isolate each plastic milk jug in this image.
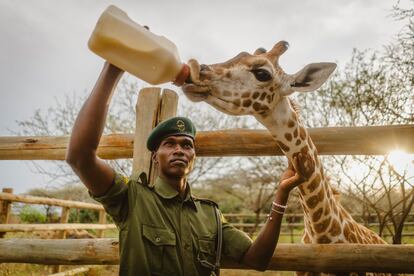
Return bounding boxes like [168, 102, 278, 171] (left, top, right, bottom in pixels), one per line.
[88, 5, 190, 85]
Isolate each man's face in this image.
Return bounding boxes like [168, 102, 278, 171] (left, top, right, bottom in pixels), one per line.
[153, 135, 196, 179]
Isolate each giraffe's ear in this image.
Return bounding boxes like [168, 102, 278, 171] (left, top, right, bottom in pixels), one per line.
[289, 63, 336, 92]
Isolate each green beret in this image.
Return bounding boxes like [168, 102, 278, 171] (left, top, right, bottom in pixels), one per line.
[147, 116, 196, 151]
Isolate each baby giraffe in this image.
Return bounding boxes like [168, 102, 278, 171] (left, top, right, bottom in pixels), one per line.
[182, 41, 386, 273]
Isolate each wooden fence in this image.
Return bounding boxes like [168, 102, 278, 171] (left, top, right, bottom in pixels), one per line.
[1, 87, 414, 273]
[0, 188, 110, 239]
[0, 239, 413, 273]
[2, 190, 413, 242]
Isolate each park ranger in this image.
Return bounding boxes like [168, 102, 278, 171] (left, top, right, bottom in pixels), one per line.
[66, 62, 309, 275]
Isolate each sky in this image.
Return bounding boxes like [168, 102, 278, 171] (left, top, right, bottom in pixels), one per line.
[0, 0, 410, 194]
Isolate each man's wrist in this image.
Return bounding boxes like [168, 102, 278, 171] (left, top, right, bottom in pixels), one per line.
[276, 185, 292, 196]
[104, 62, 124, 78]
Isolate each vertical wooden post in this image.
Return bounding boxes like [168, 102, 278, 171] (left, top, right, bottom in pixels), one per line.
[149, 89, 179, 184]
[52, 206, 70, 273]
[132, 87, 178, 183]
[131, 87, 161, 181]
[0, 188, 13, 238]
[59, 207, 70, 239]
[97, 210, 106, 238]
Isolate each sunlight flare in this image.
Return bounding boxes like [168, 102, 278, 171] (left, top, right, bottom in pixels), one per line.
[387, 150, 414, 173]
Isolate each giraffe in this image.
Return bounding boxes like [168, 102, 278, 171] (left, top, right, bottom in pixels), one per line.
[181, 40, 387, 260]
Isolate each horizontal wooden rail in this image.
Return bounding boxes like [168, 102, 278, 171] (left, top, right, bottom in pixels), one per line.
[1, 125, 413, 160]
[0, 223, 116, 232]
[223, 212, 414, 218]
[0, 192, 103, 211]
[0, 239, 413, 272]
[230, 222, 414, 228]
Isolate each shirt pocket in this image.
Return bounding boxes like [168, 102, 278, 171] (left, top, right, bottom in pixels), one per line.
[197, 236, 216, 269]
[142, 224, 177, 274]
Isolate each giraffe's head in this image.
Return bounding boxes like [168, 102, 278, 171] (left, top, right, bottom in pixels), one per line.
[182, 41, 336, 118]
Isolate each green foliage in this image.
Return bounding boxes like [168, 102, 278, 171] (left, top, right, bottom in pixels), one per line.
[19, 205, 46, 224]
[69, 209, 99, 223]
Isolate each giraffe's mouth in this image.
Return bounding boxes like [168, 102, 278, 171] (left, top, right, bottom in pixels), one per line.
[181, 84, 211, 102]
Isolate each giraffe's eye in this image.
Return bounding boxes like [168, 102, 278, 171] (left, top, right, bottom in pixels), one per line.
[251, 69, 272, 82]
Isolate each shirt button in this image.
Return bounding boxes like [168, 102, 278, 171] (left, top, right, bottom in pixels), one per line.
[155, 237, 161, 243]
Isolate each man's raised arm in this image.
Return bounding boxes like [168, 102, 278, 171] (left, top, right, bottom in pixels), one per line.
[66, 62, 124, 196]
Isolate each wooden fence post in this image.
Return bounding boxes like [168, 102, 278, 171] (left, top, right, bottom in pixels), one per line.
[58, 207, 70, 239]
[149, 89, 179, 184]
[97, 210, 106, 238]
[0, 188, 13, 238]
[131, 87, 161, 181]
[131, 88, 178, 183]
[52, 206, 70, 273]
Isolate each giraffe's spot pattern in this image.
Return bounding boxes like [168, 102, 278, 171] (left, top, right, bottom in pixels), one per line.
[242, 92, 250, 98]
[307, 175, 321, 192]
[233, 99, 241, 107]
[225, 71, 232, 78]
[306, 195, 319, 209]
[253, 92, 260, 99]
[299, 127, 306, 139]
[330, 218, 341, 236]
[260, 105, 270, 111]
[317, 188, 325, 201]
[343, 222, 351, 238]
[293, 128, 298, 138]
[266, 95, 272, 103]
[348, 233, 358, 243]
[307, 135, 314, 148]
[260, 93, 266, 101]
[339, 211, 345, 221]
[253, 102, 261, 111]
[288, 120, 295, 128]
[317, 235, 331, 243]
[223, 91, 232, 97]
[277, 141, 290, 152]
[301, 146, 309, 155]
[285, 133, 292, 141]
[295, 139, 301, 146]
[320, 166, 325, 180]
[269, 87, 274, 92]
[315, 217, 331, 233]
[324, 204, 330, 215]
[242, 99, 252, 107]
[312, 208, 323, 222]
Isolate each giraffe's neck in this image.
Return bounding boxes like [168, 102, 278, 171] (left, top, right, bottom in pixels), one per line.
[257, 97, 346, 243]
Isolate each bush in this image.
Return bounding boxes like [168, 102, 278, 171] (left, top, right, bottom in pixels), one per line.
[19, 206, 46, 223]
[69, 209, 98, 223]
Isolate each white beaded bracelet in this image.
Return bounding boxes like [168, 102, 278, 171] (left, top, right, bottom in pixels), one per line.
[272, 201, 287, 209]
[271, 207, 285, 215]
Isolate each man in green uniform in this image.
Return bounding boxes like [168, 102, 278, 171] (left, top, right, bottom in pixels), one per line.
[66, 62, 309, 275]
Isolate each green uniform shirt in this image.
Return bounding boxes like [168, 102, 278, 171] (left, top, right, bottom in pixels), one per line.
[91, 171, 252, 276]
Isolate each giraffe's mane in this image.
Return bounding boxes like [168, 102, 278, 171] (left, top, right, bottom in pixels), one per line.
[288, 98, 302, 120]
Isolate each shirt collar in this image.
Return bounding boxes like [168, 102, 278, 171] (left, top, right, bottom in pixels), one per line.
[153, 177, 198, 211]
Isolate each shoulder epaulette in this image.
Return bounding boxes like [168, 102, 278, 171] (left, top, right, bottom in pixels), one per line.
[193, 196, 219, 208]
